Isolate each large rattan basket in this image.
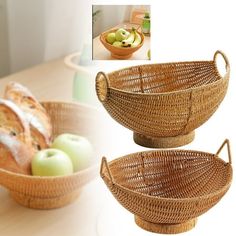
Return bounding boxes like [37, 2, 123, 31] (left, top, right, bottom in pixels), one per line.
[100, 139, 232, 234]
[0, 102, 100, 209]
[96, 50, 230, 148]
[100, 28, 144, 59]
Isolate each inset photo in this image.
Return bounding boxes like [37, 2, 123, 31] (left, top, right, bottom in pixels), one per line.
[92, 5, 151, 60]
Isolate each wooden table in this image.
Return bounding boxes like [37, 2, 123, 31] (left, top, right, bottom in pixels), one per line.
[0, 59, 74, 101]
[0, 59, 100, 236]
[93, 22, 150, 60]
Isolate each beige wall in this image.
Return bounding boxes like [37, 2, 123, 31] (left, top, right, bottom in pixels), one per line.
[0, 0, 10, 78]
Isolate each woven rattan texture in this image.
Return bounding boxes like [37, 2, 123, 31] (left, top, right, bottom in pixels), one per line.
[100, 140, 232, 233]
[0, 102, 98, 209]
[96, 51, 230, 147]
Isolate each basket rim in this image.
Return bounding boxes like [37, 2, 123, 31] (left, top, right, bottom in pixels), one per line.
[103, 149, 233, 202]
[103, 59, 229, 97]
[40, 100, 101, 113]
[0, 160, 99, 181]
[100, 28, 144, 51]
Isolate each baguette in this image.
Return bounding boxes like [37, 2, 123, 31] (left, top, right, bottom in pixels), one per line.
[0, 99, 33, 174]
[4, 82, 52, 151]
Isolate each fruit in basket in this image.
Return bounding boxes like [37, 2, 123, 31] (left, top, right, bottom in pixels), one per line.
[115, 28, 130, 42]
[31, 149, 73, 176]
[112, 41, 123, 47]
[131, 30, 142, 48]
[122, 29, 135, 46]
[106, 32, 116, 44]
[52, 133, 93, 172]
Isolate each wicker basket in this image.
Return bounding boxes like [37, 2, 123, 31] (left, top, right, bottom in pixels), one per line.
[100, 28, 144, 59]
[96, 50, 230, 148]
[100, 139, 232, 234]
[0, 102, 99, 209]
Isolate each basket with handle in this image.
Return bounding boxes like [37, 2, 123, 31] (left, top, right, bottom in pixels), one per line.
[0, 101, 100, 209]
[100, 28, 144, 59]
[96, 50, 230, 148]
[100, 139, 233, 234]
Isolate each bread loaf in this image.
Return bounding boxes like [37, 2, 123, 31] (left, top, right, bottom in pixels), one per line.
[4, 82, 52, 151]
[0, 99, 33, 174]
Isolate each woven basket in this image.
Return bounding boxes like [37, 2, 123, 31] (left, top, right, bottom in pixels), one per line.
[100, 139, 232, 234]
[96, 50, 230, 148]
[100, 28, 144, 59]
[0, 102, 99, 209]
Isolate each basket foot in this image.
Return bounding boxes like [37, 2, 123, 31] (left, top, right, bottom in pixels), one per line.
[133, 131, 195, 148]
[135, 216, 197, 234]
[111, 53, 133, 59]
[10, 190, 81, 209]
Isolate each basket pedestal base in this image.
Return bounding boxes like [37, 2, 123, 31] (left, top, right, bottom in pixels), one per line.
[133, 131, 195, 148]
[10, 190, 81, 209]
[135, 216, 197, 234]
[111, 53, 133, 59]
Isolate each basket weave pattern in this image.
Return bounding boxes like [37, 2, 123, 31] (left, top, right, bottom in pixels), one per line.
[96, 51, 230, 148]
[0, 102, 98, 209]
[100, 139, 232, 233]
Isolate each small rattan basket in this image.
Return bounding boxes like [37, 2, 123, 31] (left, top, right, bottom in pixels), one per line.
[100, 139, 232, 234]
[0, 102, 99, 209]
[96, 50, 230, 148]
[100, 28, 144, 59]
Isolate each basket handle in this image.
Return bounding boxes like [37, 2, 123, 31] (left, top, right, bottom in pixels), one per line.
[213, 50, 230, 76]
[215, 139, 232, 164]
[100, 157, 114, 184]
[96, 72, 110, 102]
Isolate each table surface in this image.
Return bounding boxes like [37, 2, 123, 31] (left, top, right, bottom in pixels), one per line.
[0, 59, 74, 101]
[93, 22, 150, 60]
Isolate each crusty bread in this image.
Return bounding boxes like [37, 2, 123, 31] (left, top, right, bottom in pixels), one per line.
[0, 99, 33, 174]
[0, 99, 32, 146]
[4, 82, 52, 151]
[0, 131, 32, 174]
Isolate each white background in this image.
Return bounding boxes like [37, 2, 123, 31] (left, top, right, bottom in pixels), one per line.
[90, 0, 236, 235]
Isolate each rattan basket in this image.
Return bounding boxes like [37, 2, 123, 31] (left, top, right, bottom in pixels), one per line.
[100, 139, 232, 234]
[96, 50, 230, 148]
[0, 102, 100, 209]
[100, 28, 144, 59]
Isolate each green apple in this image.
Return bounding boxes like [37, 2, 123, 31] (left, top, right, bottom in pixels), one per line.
[51, 134, 93, 172]
[106, 32, 116, 44]
[115, 28, 130, 41]
[31, 149, 73, 176]
[112, 41, 123, 47]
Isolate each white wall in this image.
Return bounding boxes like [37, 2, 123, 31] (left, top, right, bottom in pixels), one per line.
[92, 5, 150, 38]
[6, 0, 91, 74]
[0, 0, 10, 77]
[93, 5, 132, 38]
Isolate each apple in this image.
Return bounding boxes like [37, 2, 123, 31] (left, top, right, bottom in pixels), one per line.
[112, 41, 123, 48]
[51, 134, 93, 172]
[115, 28, 130, 42]
[31, 149, 73, 176]
[106, 32, 116, 44]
